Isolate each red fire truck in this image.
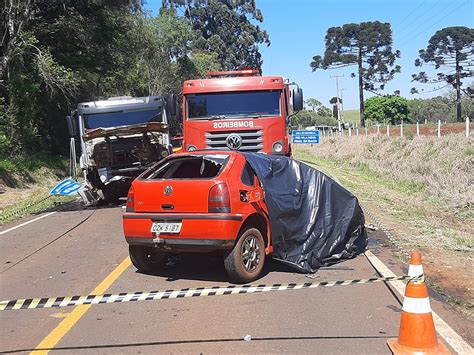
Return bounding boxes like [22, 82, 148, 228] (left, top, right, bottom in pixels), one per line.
[181, 69, 303, 156]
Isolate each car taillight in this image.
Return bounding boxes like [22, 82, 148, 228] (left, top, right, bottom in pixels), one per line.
[208, 183, 231, 213]
[126, 186, 135, 212]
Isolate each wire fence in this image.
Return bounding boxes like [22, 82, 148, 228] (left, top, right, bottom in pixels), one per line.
[317, 116, 471, 139]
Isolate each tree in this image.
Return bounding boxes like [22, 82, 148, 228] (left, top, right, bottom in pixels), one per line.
[412, 26, 474, 122]
[305, 98, 321, 112]
[0, 1, 150, 156]
[292, 110, 337, 128]
[310, 21, 400, 127]
[162, 0, 270, 70]
[364, 96, 409, 125]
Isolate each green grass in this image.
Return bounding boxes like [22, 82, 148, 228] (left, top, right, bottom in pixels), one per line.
[296, 149, 426, 195]
[0, 194, 75, 226]
[343, 109, 360, 124]
[0, 155, 68, 188]
[0, 155, 66, 174]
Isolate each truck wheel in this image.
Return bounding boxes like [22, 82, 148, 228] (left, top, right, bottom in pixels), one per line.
[224, 228, 265, 283]
[129, 245, 168, 274]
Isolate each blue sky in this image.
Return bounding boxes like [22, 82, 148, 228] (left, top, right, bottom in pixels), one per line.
[145, 0, 473, 109]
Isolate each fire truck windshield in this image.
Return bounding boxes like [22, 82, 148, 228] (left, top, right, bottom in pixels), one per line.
[186, 90, 280, 120]
[84, 108, 162, 129]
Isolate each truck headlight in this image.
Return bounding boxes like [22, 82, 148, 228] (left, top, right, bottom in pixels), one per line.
[272, 141, 283, 154]
[161, 150, 169, 158]
[187, 144, 197, 151]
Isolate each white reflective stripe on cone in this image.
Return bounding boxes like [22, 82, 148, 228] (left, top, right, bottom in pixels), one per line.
[408, 264, 423, 277]
[402, 296, 432, 314]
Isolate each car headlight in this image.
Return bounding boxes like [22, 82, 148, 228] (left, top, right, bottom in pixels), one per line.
[272, 141, 283, 154]
[187, 144, 197, 151]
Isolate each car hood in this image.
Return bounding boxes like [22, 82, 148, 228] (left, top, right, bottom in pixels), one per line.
[83, 122, 169, 142]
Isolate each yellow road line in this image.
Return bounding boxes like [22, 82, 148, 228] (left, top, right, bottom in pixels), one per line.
[31, 256, 131, 355]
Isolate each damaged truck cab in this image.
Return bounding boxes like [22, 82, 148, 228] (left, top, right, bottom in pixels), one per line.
[67, 96, 176, 205]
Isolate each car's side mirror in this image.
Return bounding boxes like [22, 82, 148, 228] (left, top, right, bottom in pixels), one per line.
[292, 88, 303, 112]
[166, 94, 177, 117]
[66, 115, 77, 137]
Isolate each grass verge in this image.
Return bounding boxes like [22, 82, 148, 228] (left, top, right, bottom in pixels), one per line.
[0, 155, 74, 225]
[295, 145, 473, 319]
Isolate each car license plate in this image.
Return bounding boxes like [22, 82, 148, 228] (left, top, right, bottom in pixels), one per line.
[151, 222, 182, 234]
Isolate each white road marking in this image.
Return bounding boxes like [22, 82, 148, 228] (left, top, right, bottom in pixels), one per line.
[364, 250, 473, 354]
[0, 212, 57, 235]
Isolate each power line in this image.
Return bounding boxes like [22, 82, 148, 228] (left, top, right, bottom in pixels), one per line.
[413, 84, 451, 95]
[397, 1, 470, 47]
[394, 0, 446, 38]
[393, 0, 429, 28]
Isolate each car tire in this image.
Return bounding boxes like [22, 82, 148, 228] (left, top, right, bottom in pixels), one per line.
[224, 227, 265, 284]
[129, 245, 168, 274]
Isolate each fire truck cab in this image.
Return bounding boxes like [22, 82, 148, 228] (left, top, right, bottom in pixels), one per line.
[181, 69, 303, 156]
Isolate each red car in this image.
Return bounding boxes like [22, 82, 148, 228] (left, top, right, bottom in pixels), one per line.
[122, 151, 271, 283]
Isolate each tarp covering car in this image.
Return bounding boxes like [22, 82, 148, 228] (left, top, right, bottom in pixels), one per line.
[243, 153, 368, 273]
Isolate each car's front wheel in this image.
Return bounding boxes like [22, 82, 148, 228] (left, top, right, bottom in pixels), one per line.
[224, 227, 265, 283]
[129, 245, 168, 274]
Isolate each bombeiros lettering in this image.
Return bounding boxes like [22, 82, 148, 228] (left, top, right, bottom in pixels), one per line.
[213, 121, 254, 129]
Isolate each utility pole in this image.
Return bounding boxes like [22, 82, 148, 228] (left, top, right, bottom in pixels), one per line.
[330, 74, 344, 134]
[340, 88, 346, 124]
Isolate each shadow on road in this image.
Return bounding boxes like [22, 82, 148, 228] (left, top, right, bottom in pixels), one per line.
[137, 254, 303, 283]
[3, 334, 395, 353]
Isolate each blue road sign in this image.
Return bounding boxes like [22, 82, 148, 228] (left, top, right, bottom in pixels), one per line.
[50, 178, 82, 196]
[292, 130, 320, 144]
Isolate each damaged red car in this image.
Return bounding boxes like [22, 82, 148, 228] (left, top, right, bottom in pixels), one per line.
[122, 151, 271, 283]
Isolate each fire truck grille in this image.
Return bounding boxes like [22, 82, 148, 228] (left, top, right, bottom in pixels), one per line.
[205, 130, 263, 152]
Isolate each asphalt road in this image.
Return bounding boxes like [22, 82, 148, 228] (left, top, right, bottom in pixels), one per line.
[0, 204, 469, 354]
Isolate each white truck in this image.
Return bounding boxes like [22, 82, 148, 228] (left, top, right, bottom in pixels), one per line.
[66, 95, 176, 205]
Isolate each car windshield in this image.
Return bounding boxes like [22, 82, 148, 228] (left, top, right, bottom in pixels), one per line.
[143, 155, 229, 179]
[84, 108, 162, 129]
[186, 90, 280, 120]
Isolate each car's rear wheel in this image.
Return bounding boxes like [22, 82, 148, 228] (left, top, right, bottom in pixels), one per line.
[224, 227, 265, 283]
[129, 245, 168, 274]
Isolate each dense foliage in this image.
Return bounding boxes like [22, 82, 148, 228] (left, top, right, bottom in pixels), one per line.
[310, 21, 400, 127]
[162, 0, 270, 70]
[292, 110, 338, 128]
[1, 0, 269, 158]
[412, 27, 474, 121]
[364, 96, 409, 125]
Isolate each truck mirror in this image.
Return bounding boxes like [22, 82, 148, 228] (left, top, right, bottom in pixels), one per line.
[66, 116, 76, 137]
[166, 94, 177, 117]
[292, 88, 303, 112]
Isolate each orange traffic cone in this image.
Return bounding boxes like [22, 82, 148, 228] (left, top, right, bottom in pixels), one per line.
[407, 251, 423, 278]
[387, 277, 450, 354]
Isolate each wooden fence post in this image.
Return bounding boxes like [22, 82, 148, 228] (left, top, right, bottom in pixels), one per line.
[466, 116, 470, 138]
[400, 120, 404, 137]
[387, 124, 390, 137]
[416, 122, 420, 136]
[438, 120, 441, 137]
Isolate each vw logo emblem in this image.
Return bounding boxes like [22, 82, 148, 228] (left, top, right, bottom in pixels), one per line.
[164, 185, 173, 196]
[226, 133, 242, 150]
